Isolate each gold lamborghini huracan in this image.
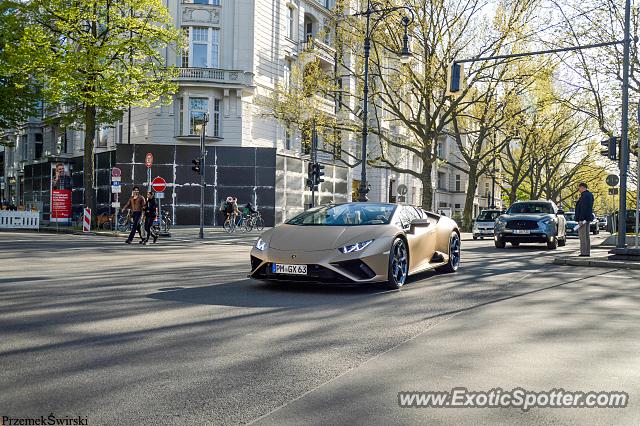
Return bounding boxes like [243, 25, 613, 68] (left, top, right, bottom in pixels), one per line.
[249, 203, 460, 288]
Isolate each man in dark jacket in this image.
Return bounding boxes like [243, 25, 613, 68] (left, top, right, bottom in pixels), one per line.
[575, 182, 594, 256]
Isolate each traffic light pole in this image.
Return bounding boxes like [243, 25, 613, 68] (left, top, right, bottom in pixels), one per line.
[199, 114, 209, 240]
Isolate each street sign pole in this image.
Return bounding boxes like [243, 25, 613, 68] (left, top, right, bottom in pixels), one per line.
[636, 99, 640, 247]
[199, 114, 209, 240]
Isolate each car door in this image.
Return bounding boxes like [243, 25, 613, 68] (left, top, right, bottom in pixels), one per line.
[400, 207, 437, 272]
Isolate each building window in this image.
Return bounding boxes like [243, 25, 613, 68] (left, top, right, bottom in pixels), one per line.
[185, 27, 219, 68]
[189, 97, 209, 135]
[213, 98, 221, 137]
[454, 203, 461, 209]
[485, 182, 491, 197]
[192, 0, 221, 5]
[21, 134, 27, 160]
[179, 98, 184, 135]
[181, 28, 189, 68]
[284, 58, 292, 90]
[98, 125, 109, 147]
[333, 130, 341, 160]
[35, 133, 43, 159]
[116, 119, 124, 144]
[411, 186, 416, 205]
[437, 140, 445, 159]
[286, 7, 294, 39]
[455, 174, 461, 191]
[437, 172, 446, 191]
[285, 127, 292, 150]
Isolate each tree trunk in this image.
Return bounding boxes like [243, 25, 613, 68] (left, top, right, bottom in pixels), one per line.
[83, 105, 96, 224]
[462, 164, 479, 232]
[421, 159, 433, 211]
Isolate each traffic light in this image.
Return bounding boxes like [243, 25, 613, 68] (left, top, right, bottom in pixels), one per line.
[307, 163, 316, 190]
[447, 62, 465, 94]
[192, 159, 201, 174]
[314, 163, 325, 185]
[600, 137, 618, 161]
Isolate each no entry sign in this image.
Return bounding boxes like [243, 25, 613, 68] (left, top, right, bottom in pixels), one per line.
[151, 176, 166, 192]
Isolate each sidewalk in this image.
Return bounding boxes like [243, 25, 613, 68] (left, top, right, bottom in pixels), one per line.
[553, 243, 640, 270]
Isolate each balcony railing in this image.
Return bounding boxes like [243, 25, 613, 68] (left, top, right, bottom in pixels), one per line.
[177, 68, 254, 86]
[300, 37, 336, 64]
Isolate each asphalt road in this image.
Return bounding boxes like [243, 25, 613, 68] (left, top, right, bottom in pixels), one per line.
[1, 231, 638, 425]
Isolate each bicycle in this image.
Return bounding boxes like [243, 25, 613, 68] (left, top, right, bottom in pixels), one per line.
[243, 211, 264, 232]
[224, 213, 248, 233]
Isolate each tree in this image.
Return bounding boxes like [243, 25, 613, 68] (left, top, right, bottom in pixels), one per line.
[0, 0, 39, 134]
[7, 0, 182, 214]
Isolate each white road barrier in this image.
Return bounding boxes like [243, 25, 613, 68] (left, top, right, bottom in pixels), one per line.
[0, 211, 40, 230]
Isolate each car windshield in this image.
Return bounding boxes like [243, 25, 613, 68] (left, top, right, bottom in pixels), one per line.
[507, 202, 554, 214]
[564, 213, 576, 221]
[476, 211, 500, 221]
[286, 203, 397, 226]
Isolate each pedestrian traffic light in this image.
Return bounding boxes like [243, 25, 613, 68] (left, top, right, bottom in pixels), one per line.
[600, 137, 617, 161]
[192, 159, 201, 174]
[447, 62, 465, 94]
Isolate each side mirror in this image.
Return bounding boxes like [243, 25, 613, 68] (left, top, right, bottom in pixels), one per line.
[409, 218, 431, 232]
[557, 209, 564, 215]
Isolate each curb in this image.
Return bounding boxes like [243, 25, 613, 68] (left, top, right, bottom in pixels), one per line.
[553, 256, 640, 269]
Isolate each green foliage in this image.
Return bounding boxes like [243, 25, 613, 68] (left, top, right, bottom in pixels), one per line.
[0, 0, 39, 131]
[8, 0, 183, 125]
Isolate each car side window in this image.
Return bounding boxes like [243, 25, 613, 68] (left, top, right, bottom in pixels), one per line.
[397, 207, 419, 229]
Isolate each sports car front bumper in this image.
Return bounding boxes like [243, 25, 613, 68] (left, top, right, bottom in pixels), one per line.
[249, 243, 391, 284]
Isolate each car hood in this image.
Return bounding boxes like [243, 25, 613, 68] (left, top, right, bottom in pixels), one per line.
[500, 214, 551, 221]
[266, 224, 389, 251]
[565, 220, 578, 227]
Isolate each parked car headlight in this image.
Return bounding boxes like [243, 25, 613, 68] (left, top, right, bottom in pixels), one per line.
[255, 238, 267, 251]
[540, 217, 555, 225]
[339, 239, 374, 254]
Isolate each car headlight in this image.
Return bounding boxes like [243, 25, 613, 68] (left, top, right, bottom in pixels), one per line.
[540, 217, 555, 225]
[255, 238, 267, 251]
[339, 239, 374, 254]
[497, 217, 508, 223]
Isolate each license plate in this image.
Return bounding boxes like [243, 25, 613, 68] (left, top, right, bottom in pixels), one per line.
[272, 264, 307, 275]
[513, 229, 530, 234]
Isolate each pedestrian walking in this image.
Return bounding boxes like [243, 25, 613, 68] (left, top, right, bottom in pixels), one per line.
[575, 182, 594, 257]
[121, 186, 146, 244]
[142, 191, 158, 245]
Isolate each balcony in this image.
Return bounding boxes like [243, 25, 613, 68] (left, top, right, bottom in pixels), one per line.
[300, 38, 336, 65]
[177, 68, 254, 87]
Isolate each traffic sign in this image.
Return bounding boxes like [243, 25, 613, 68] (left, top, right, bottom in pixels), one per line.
[609, 187, 619, 195]
[155, 192, 165, 199]
[151, 176, 166, 192]
[145, 153, 154, 168]
[397, 184, 408, 196]
[111, 167, 122, 177]
[111, 176, 121, 182]
[111, 180, 120, 186]
[111, 201, 121, 208]
[111, 185, 121, 193]
[606, 174, 619, 187]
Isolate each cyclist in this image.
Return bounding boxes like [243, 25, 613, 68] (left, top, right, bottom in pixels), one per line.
[223, 196, 239, 224]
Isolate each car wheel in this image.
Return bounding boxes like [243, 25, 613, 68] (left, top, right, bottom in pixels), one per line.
[558, 237, 566, 247]
[495, 238, 506, 249]
[473, 236, 477, 240]
[511, 242, 520, 247]
[438, 232, 461, 273]
[387, 238, 409, 289]
[547, 236, 558, 250]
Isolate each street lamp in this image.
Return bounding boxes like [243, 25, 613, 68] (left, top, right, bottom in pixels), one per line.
[355, 2, 415, 202]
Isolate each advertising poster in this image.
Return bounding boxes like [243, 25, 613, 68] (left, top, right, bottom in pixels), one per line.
[51, 162, 72, 223]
